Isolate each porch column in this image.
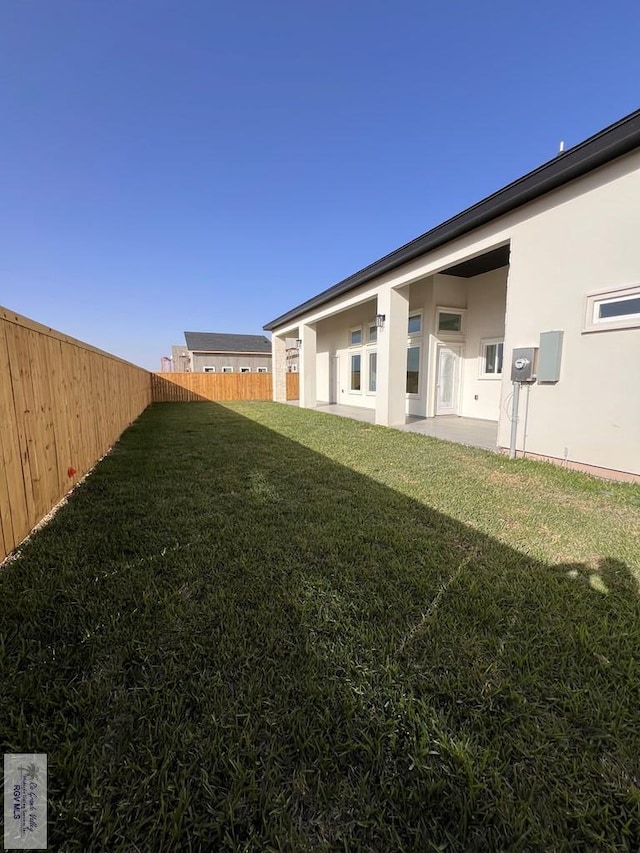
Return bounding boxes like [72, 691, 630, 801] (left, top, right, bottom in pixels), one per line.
[299, 323, 317, 409]
[272, 334, 287, 402]
[375, 286, 409, 426]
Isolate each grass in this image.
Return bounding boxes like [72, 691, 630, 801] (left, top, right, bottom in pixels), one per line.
[1, 401, 640, 851]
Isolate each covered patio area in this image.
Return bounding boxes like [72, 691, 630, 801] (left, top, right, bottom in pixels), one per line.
[311, 402, 499, 452]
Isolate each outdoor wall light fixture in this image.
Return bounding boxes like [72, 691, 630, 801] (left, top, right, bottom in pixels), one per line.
[295, 338, 302, 349]
[374, 314, 386, 329]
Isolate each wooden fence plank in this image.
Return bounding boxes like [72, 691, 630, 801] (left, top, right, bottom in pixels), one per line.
[0, 323, 21, 554]
[151, 372, 300, 402]
[286, 373, 299, 400]
[0, 305, 152, 562]
[151, 372, 273, 402]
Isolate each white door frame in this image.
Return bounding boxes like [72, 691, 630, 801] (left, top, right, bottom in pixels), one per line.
[330, 355, 340, 403]
[435, 343, 462, 416]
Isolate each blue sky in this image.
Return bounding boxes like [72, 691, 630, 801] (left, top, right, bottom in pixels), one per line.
[1, 1, 639, 369]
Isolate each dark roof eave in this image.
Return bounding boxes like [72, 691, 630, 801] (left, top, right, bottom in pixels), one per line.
[191, 350, 271, 355]
[264, 109, 640, 332]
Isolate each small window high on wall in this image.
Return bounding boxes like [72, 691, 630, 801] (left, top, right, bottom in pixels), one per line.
[436, 308, 465, 334]
[584, 285, 640, 332]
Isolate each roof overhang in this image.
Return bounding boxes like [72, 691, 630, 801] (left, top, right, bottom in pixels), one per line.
[264, 109, 640, 332]
[191, 350, 271, 356]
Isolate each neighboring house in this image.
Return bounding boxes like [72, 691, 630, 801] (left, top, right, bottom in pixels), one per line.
[173, 332, 272, 373]
[265, 109, 640, 481]
[170, 345, 190, 372]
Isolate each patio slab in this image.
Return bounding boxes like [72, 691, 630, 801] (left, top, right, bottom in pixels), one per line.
[311, 403, 499, 452]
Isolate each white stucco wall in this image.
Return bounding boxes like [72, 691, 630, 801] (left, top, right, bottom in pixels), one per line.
[316, 300, 378, 407]
[460, 269, 508, 420]
[499, 158, 640, 474]
[271, 149, 640, 475]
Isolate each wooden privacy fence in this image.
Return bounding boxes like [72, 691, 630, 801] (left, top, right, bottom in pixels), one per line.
[0, 306, 151, 563]
[286, 372, 299, 401]
[152, 372, 300, 402]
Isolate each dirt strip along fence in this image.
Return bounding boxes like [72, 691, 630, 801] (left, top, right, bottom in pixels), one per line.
[0, 306, 152, 563]
[152, 372, 300, 402]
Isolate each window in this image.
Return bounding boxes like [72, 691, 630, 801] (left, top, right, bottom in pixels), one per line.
[368, 324, 378, 344]
[290, 364, 298, 373]
[350, 327, 362, 346]
[406, 346, 420, 394]
[598, 297, 640, 319]
[368, 351, 377, 393]
[222, 366, 233, 373]
[584, 285, 640, 332]
[408, 314, 421, 335]
[239, 367, 251, 373]
[405, 312, 422, 396]
[257, 367, 268, 373]
[202, 366, 216, 373]
[437, 308, 464, 334]
[350, 353, 361, 391]
[480, 339, 504, 378]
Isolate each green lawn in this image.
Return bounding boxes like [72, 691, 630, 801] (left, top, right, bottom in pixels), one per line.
[2, 401, 640, 851]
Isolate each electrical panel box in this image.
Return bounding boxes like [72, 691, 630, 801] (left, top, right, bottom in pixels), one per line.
[510, 347, 538, 382]
[537, 330, 564, 382]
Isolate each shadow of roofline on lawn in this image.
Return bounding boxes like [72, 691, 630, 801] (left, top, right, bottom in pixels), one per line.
[3, 399, 640, 851]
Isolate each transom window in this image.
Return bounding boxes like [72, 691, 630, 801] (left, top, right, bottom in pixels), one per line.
[480, 339, 504, 378]
[202, 366, 216, 373]
[239, 367, 251, 373]
[368, 324, 378, 344]
[256, 367, 268, 373]
[408, 314, 421, 335]
[437, 308, 465, 334]
[584, 285, 640, 332]
[350, 327, 362, 346]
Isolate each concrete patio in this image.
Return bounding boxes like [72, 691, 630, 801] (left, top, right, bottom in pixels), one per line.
[306, 403, 499, 452]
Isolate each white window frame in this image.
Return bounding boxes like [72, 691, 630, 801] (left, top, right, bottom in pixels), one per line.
[289, 364, 298, 373]
[221, 366, 233, 373]
[436, 306, 466, 336]
[350, 351, 362, 393]
[479, 338, 504, 379]
[239, 367, 251, 373]
[202, 366, 216, 373]
[367, 350, 377, 395]
[584, 284, 640, 332]
[349, 326, 363, 347]
[256, 367, 268, 374]
[367, 323, 378, 344]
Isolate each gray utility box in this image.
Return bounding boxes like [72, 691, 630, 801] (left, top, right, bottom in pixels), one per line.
[537, 330, 564, 382]
[510, 347, 538, 382]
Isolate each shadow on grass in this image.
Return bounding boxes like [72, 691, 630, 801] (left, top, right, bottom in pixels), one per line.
[1, 402, 639, 852]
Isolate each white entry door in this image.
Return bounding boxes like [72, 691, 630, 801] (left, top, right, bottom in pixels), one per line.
[436, 344, 461, 415]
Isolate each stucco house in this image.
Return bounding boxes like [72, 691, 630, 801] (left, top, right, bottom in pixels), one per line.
[172, 332, 272, 373]
[265, 109, 640, 481]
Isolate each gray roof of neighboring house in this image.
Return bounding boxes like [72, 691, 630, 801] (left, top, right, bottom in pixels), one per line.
[264, 108, 640, 332]
[184, 332, 271, 354]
